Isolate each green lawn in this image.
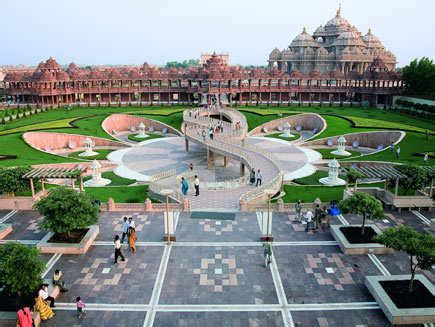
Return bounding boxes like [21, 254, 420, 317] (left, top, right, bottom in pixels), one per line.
[350, 132, 435, 165]
[293, 171, 329, 185]
[264, 132, 301, 142]
[83, 171, 135, 186]
[239, 111, 296, 131]
[84, 185, 150, 203]
[128, 133, 165, 142]
[281, 185, 345, 203]
[68, 149, 115, 160]
[313, 148, 361, 160]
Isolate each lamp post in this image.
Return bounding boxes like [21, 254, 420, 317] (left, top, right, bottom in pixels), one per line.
[160, 189, 174, 244]
[262, 189, 276, 242]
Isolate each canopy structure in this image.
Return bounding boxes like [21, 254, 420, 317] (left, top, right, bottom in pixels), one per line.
[22, 167, 84, 197]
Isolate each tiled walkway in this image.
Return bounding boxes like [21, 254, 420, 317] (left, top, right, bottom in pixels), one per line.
[0, 209, 432, 326]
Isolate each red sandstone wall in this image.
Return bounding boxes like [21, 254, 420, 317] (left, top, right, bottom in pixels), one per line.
[23, 132, 126, 153]
[102, 113, 181, 136]
[248, 113, 326, 136]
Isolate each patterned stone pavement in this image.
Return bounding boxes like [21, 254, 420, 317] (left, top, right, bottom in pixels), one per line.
[0, 209, 433, 326]
[160, 246, 278, 304]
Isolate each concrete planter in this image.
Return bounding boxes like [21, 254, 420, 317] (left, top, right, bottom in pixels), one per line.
[0, 224, 12, 239]
[37, 225, 99, 254]
[366, 275, 435, 325]
[330, 224, 393, 255]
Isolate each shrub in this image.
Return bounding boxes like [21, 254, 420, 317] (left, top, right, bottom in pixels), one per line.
[0, 166, 31, 195]
[0, 243, 44, 296]
[34, 187, 99, 237]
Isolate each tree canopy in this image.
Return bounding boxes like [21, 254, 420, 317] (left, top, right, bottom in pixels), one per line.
[165, 59, 199, 69]
[376, 226, 435, 292]
[0, 166, 31, 195]
[0, 242, 44, 296]
[396, 165, 432, 194]
[402, 57, 435, 99]
[34, 186, 99, 236]
[339, 192, 384, 234]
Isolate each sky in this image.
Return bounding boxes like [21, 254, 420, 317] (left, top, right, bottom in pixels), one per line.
[1, 0, 434, 68]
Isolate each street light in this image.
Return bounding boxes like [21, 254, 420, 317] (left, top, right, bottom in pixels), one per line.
[160, 188, 174, 244]
[264, 189, 276, 242]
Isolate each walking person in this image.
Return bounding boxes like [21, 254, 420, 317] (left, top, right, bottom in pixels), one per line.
[121, 216, 129, 243]
[75, 297, 86, 319]
[295, 200, 302, 223]
[390, 142, 394, 153]
[128, 216, 136, 230]
[256, 169, 262, 187]
[201, 129, 206, 141]
[263, 242, 272, 268]
[395, 146, 400, 159]
[194, 175, 200, 196]
[249, 168, 256, 185]
[52, 269, 68, 293]
[189, 163, 194, 171]
[305, 210, 314, 232]
[424, 152, 429, 164]
[113, 235, 125, 264]
[129, 227, 136, 253]
[181, 177, 189, 195]
[17, 307, 32, 327]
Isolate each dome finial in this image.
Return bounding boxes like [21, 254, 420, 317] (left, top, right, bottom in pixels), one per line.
[302, 26, 307, 33]
[368, 27, 372, 35]
[336, 2, 342, 17]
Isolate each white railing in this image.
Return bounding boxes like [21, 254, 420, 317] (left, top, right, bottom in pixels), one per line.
[148, 181, 184, 203]
[150, 168, 177, 182]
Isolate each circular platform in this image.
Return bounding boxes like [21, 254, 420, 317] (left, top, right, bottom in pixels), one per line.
[108, 137, 320, 182]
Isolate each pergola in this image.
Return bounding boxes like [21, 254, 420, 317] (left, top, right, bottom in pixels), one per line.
[22, 167, 84, 197]
[351, 164, 407, 196]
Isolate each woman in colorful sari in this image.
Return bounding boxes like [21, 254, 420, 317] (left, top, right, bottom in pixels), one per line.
[128, 227, 136, 253]
[181, 177, 188, 195]
[34, 296, 54, 320]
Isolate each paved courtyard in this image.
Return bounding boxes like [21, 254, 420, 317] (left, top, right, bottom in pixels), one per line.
[0, 208, 432, 326]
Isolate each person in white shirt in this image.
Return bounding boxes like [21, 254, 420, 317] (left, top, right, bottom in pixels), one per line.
[194, 175, 200, 196]
[121, 217, 129, 243]
[113, 235, 125, 264]
[38, 284, 55, 307]
[256, 169, 262, 187]
[305, 210, 314, 232]
[128, 217, 135, 230]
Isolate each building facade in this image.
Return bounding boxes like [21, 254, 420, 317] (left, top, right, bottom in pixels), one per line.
[4, 51, 402, 108]
[268, 6, 397, 75]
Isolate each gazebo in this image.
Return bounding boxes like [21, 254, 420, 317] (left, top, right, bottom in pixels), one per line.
[351, 164, 407, 195]
[22, 167, 84, 197]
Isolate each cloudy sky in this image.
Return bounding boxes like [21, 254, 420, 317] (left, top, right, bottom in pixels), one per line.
[2, 0, 434, 67]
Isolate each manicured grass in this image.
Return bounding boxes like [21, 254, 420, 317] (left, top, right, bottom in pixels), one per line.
[310, 115, 375, 140]
[281, 185, 345, 203]
[264, 132, 301, 142]
[128, 133, 164, 142]
[84, 185, 149, 203]
[350, 132, 435, 165]
[346, 116, 433, 134]
[68, 149, 115, 160]
[314, 148, 361, 160]
[83, 171, 135, 186]
[293, 171, 329, 185]
[140, 112, 184, 131]
[0, 133, 80, 167]
[239, 111, 296, 131]
[0, 118, 78, 136]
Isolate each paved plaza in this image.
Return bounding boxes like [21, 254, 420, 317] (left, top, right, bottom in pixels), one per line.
[0, 208, 433, 326]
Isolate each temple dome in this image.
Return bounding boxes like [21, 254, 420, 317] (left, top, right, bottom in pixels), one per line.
[332, 31, 365, 47]
[363, 28, 384, 49]
[56, 70, 70, 81]
[269, 48, 281, 60]
[313, 25, 326, 37]
[290, 27, 318, 47]
[324, 6, 352, 35]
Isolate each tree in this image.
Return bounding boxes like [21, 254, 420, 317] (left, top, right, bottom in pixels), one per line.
[0, 166, 31, 195]
[396, 165, 431, 194]
[345, 168, 364, 191]
[0, 242, 44, 296]
[402, 57, 435, 99]
[339, 192, 384, 235]
[34, 187, 99, 237]
[376, 226, 435, 292]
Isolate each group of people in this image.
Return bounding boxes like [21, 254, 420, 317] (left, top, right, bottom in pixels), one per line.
[249, 168, 262, 187]
[181, 175, 200, 196]
[295, 201, 338, 232]
[115, 216, 137, 263]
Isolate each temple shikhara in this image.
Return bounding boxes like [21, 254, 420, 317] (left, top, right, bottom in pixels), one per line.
[3, 7, 402, 107]
[268, 5, 397, 75]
